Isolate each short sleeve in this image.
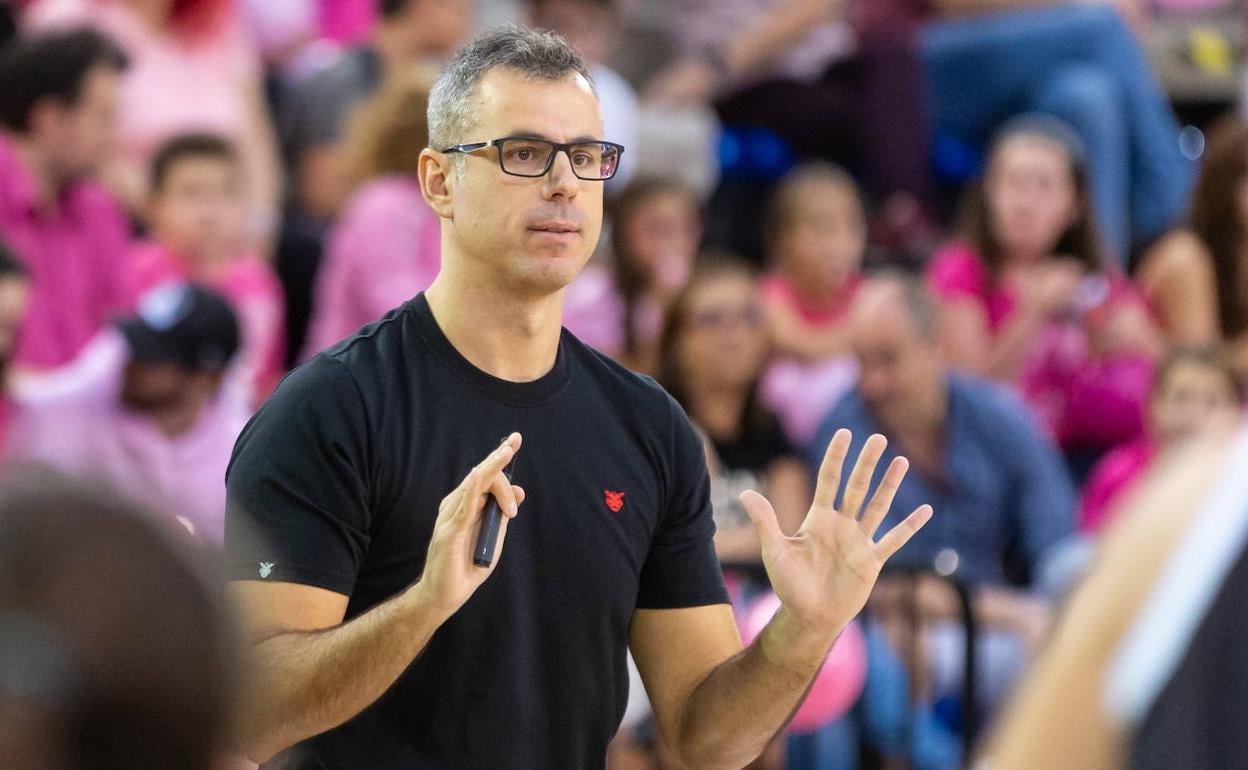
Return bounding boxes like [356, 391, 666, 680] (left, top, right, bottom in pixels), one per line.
[635, 396, 730, 609]
[224, 355, 373, 594]
[927, 243, 987, 303]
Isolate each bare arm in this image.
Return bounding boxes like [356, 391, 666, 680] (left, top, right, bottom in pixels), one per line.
[229, 581, 449, 762]
[931, 0, 1062, 17]
[938, 297, 1048, 381]
[722, 0, 842, 81]
[240, 76, 284, 253]
[227, 436, 524, 762]
[1136, 230, 1220, 346]
[634, 431, 931, 767]
[765, 297, 853, 363]
[981, 434, 1227, 769]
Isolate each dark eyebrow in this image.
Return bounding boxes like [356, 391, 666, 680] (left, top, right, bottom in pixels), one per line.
[507, 130, 603, 144]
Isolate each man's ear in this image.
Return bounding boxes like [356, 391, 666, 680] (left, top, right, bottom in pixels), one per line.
[419, 148, 455, 219]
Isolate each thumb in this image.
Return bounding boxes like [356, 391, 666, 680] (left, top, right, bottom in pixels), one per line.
[740, 490, 785, 553]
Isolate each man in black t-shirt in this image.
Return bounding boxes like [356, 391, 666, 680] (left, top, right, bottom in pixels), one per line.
[225, 25, 932, 769]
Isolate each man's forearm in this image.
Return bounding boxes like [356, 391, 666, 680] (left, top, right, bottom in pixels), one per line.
[674, 607, 842, 768]
[239, 583, 450, 762]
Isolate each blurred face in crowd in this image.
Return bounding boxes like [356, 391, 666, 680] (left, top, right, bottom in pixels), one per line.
[427, 68, 606, 297]
[150, 155, 245, 264]
[985, 134, 1080, 263]
[0, 275, 30, 372]
[1149, 358, 1242, 447]
[850, 280, 945, 432]
[121, 361, 197, 414]
[394, 0, 473, 59]
[773, 179, 865, 296]
[623, 190, 702, 296]
[530, 0, 616, 64]
[33, 65, 120, 183]
[675, 271, 769, 395]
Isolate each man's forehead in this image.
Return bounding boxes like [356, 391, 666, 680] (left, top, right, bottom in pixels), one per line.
[471, 69, 603, 139]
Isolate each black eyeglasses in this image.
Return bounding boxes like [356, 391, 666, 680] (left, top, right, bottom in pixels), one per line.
[441, 136, 625, 181]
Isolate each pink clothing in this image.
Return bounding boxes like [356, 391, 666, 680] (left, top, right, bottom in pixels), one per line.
[1078, 437, 1156, 533]
[0, 135, 132, 368]
[303, 176, 440, 357]
[128, 241, 285, 401]
[317, 0, 376, 44]
[927, 242, 1154, 448]
[29, 0, 262, 190]
[6, 330, 251, 542]
[563, 264, 625, 354]
[761, 272, 862, 328]
[759, 272, 863, 446]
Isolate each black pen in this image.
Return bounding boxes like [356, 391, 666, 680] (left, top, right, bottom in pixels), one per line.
[473, 438, 517, 568]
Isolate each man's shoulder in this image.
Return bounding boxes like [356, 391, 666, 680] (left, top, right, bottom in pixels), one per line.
[564, 333, 676, 418]
[950, 374, 1033, 426]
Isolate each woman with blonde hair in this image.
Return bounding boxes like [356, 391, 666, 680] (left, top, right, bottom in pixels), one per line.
[302, 67, 440, 358]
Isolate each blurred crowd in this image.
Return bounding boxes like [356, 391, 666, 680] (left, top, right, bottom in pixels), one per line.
[0, 0, 1246, 768]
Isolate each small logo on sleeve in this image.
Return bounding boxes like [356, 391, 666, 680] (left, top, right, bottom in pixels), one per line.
[604, 490, 625, 512]
[259, 562, 274, 578]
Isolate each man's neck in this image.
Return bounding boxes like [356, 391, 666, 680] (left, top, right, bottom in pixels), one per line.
[423, 271, 565, 383]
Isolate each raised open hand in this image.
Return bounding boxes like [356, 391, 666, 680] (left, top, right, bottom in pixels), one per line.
[741, 429, 932, 635]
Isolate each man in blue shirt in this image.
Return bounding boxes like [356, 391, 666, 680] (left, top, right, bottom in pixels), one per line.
[812, 273, 1076, 647]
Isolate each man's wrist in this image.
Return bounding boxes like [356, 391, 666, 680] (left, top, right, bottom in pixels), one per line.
[757, 604, 845, 678]
[402, 579, 457, 632]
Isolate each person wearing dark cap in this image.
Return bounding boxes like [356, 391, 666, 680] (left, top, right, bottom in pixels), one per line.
[6, 282, 250, 543]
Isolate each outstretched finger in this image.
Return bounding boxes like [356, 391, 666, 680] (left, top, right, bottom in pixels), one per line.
[873, 505, 933, 562]
[740, 490, 786, 558]
[860, 456, 909, 537]
[811, 429, 853, 509]
[839, 433, 888, 520]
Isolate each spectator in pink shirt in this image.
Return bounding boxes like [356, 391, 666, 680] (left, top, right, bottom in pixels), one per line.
[130, 132, 285, 402]
[759, 163, 865, 447]
[927, 115, 1162, 461]
[1080, 345, 1244, 534]
[0, 246, 31, 451]
[0, 27, 132, 370]
[25, 0, 283, 245]
[302, 69, 440, 357]
[7, 282, 250, 543]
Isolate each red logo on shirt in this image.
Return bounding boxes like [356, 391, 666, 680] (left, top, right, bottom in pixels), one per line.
[604, 490, 625, 512]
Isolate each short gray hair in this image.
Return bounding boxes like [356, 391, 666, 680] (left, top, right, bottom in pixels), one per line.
[427, 24, 596, 151]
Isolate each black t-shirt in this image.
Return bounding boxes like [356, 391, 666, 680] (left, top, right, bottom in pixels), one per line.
[224, 294, 728, 769]
[1129, 538, 1248, 770]
[710, 411, 795, 477]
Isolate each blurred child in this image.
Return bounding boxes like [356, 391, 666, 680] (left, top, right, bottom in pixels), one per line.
[129, 132, 286, 403]
[1080, 345, 1244, 534]
[928, 116, 1162, 470]
[564, 176, 702, 374]
[759, 163, 866, 447]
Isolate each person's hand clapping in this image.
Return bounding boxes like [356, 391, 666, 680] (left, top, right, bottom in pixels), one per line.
[416, 433, 525, 617]
[740, 430, 931, 641]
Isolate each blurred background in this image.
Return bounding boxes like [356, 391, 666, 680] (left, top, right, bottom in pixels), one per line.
[1, 0, 1247, 768]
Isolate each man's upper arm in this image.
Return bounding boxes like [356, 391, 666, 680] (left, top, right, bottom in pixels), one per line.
[629, 605, 741, 746]
[227, 580, 351, 644]
[225, 355, 373, 597]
